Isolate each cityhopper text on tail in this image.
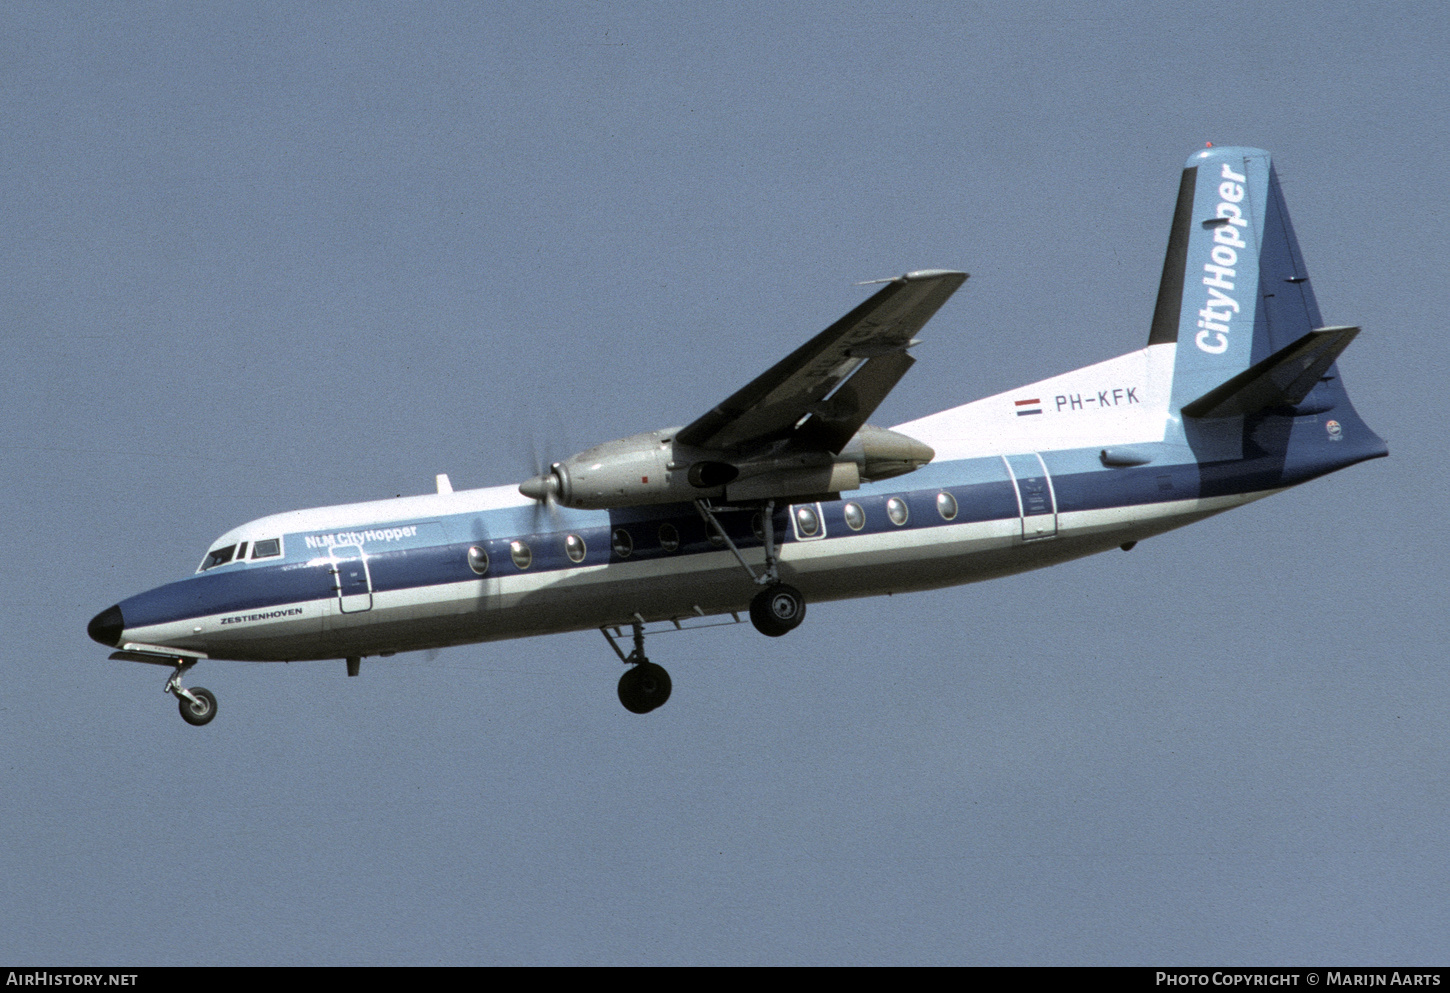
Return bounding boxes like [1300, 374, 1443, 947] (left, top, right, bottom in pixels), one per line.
[90, 147, 1387, 725]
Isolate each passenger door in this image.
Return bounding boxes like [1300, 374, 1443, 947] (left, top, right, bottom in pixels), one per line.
[1002, 453, 1058, 540]
[328, 543, 374, 613]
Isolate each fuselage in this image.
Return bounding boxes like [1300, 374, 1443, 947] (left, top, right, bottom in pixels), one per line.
[88, 342, 1387, 666]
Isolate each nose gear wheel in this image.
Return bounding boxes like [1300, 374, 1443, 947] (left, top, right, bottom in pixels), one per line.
[163, 660, 218, 727]
[177, 686, 217, 726]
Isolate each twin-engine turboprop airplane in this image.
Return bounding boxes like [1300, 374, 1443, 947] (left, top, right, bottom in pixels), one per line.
[89, 146, 1386, 725]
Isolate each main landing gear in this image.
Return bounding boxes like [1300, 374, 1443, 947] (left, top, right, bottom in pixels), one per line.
[165, 661, 217, 727]
[748, 582, 806, 637]
[601, 501, 812, 714]
[605, 616, 673, 714]
[695, 498, 808, 639]
[619, 661, 672, 715]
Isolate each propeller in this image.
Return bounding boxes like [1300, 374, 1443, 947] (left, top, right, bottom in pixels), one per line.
[518, 421, 569, 528]
[520, 467, 564, 527]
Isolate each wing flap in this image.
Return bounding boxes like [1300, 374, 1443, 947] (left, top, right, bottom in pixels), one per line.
[791, 348, 916, 454]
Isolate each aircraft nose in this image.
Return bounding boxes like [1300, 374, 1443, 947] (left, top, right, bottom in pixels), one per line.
[87, 604, 125, 647]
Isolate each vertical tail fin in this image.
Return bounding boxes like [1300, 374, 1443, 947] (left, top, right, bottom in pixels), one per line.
[1149, 146, 1336, 411]
[1150, 146, 1385, 468]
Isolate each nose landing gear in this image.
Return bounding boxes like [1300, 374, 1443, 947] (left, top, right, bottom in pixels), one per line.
[164, 661, 217, 727]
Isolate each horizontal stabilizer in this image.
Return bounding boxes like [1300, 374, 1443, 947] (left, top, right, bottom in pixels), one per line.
[1181, 325, 1360, 419]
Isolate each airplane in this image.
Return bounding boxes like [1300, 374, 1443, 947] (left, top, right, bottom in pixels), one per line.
[88, 145, 1386, 725]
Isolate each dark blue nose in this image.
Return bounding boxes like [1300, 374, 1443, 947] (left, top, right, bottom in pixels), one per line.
[88, 605, 124, 647]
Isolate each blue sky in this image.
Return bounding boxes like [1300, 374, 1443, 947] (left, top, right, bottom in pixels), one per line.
[3, 2, 1447, 964]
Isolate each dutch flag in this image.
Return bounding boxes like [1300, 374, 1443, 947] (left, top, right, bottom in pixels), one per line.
[1014, 398, 1042, 416]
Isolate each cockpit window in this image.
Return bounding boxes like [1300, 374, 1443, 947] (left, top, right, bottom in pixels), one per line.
[251, 538, 281, 559]
[200, 545, 236, 571]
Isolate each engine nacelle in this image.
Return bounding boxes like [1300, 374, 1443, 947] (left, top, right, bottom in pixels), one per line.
[837, 424, 936, 482]
[725, 461, 860, 503]
[519, 428, 713, 510]
[518, 424, 934, 511]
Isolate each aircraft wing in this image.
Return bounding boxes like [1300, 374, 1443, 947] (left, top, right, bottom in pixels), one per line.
[676, 269, 968, 455]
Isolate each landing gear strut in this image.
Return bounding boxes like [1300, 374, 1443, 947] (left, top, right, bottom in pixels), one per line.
[604, 615, 672, 714]
[600, 500, 811, 712]
[164, 661, 217, 727]
[696, 498, 809, 638]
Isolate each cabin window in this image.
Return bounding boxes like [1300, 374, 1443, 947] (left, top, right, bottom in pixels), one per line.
[612, 528, 633, 558]
[794, 505, 820, 537]
[658, 523, 679, 553]
[510, 541, 532, 570]
[886, 497, 909, 526]
[467, 545, 489, 576]
[843, 502, 866, 531]
[200, 545, 236, 571]
[936, 492, 958, 521]
[565, 534, 587, 563]
[252, 538, 282, 559]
